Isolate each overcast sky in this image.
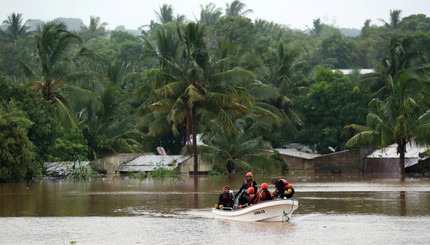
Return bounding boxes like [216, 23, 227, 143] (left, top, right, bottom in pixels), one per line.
[1, 0, 429, 30]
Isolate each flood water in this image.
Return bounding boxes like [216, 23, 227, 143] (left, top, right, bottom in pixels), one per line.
[1, 174, 430, 244]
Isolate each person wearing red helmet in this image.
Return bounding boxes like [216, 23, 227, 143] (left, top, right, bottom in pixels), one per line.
[247, 187, 257, 204]
[235, 172, 257, 199]
[271, 178, 295, 198]
[249, 183, 272, 204]
[217, 185, 234, 209]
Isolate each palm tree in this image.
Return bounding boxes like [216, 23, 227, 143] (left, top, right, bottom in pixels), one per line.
[379, 10, 402, 30]
[345, 35, 430, 180]
[345, 93, 430, 181]
[24, 20, 97, 127]
[360, 35, 427, 99]
[174, 14, 187, 24]
[140, 20, 159, 38]
[225, 0, 253, 17]
[155, 4, 174, 25]
[80, 16, 108, 41]
[142, 22, 255, 173]
[77, 61, 143, 159]
[199, 115, 280, 173]
[259, 42, 307, 137]
[199, 3, 222, 26]
[310, 18, 323, 37]
[2, 12, 30, 41]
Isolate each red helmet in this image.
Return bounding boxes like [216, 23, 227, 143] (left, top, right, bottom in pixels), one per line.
[246, 172, 253, 178]
[223, 185, 230, 192]
[261, 183, 268, 189]
[247, 187, 254, 194]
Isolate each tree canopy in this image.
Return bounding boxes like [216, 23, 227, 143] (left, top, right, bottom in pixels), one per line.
[1, 5, 430, 181]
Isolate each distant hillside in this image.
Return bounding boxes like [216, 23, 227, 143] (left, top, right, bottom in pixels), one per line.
[55, 17, 83, 31]
[339, 28, 360, 37]
[28, 19, 45, 31]
[303, 27, 361, 37]
[1, 16, 360, 37]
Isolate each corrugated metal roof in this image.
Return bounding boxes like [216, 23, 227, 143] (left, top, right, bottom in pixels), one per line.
[366, 141, 429, 168]
[44, 161, 90, 175]
[337, 69, 374, 75]
[117, 155, 190, 172]
[367, 141, 428, 159]
[274, 148, 321, 159]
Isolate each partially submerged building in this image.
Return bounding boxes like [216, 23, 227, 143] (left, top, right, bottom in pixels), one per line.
[44, 161, 90, 176]
[365, 141, 430, 175]
[91, 153, 212, 175]
[275, 141, 429, 175]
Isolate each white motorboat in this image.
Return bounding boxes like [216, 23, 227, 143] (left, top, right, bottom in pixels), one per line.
[212, 198, 298, 222]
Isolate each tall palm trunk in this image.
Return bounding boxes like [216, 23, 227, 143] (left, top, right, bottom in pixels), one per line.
[192, 105, 198, 174]
[186, 105, 199, 174]
[397, 143, 406, 181]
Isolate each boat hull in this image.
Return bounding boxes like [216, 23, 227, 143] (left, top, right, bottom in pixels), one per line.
[212, 199, 298, 222]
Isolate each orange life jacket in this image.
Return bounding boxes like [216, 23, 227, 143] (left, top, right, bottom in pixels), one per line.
[249, 193, 256, 203]
[279, 179, 293, 189]
[256, 189, 267, 203]
[244, 180, 255, 189]
[222, 192, 233, 201]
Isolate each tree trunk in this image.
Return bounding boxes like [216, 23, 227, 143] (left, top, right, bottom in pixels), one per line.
[226, 160, 232, 174]
[192, 106, 198, 175]
[398, 143, 406, 181]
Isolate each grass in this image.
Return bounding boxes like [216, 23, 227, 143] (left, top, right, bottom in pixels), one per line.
[128, 170, 146, 180]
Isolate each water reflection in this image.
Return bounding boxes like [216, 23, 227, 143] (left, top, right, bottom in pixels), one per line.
[0, 174, 429, 217]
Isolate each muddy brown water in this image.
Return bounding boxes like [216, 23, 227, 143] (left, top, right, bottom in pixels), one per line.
[1, 174, 430, 244]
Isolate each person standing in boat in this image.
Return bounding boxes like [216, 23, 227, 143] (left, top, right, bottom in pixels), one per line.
[235, 172, 257, 199]
[217, 185, 234, 209]
[271, 178, 295, 199]
[250, 183, 272, 204]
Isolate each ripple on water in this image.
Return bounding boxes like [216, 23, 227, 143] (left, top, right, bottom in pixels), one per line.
[0, 214, 429, 244]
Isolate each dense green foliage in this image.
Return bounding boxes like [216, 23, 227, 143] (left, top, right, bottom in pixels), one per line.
[297, 68, 370, 153]
[1, 1, 430, 180]
[0, 102, 35, 182]
[345, 35, 430, 180]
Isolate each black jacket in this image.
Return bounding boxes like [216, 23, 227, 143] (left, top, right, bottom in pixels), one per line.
[238, 193, 250, 206]
[218, 192, 234, 207]
[273, 179, 293, 197]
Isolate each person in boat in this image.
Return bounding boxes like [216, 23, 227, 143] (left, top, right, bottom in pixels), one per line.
[247, 187, 257, 205]
[250, 183, 272, 204]
[271, 178, 295, 199]
[235, 172, 257, 198]
[237, 188, 251, 208]
[217, 185, 234, 209]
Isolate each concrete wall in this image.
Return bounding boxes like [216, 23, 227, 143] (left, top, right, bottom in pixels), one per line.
[280, 155, 316, 175]
[177, 156, 213, 175]
[314, 147, 376, 173]
[91, 153, 143, 174]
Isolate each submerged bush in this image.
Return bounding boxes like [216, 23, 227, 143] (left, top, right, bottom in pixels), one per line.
[66, 162, 100, 180]
[147, 167, 177, 178]
[208, 171, 224, 176]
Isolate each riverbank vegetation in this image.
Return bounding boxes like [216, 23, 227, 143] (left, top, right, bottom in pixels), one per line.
[1, 1, 430, 181]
